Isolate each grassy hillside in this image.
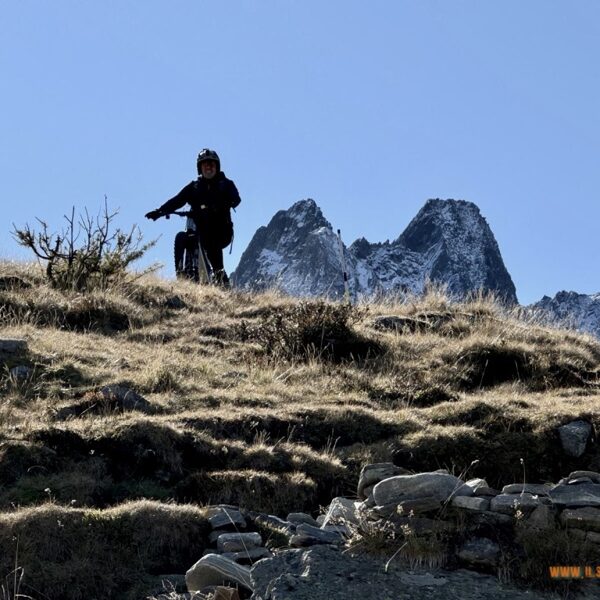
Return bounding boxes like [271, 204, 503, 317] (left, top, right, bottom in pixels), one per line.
[0, 261, 599, 598]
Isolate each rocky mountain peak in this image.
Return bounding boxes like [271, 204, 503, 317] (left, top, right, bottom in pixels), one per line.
[531, 291, 600, 338]
[233, 198, 517, 303]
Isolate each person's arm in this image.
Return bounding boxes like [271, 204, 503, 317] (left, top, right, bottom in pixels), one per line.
[145, 183, 193, 220]
[225, 179, 241, 209]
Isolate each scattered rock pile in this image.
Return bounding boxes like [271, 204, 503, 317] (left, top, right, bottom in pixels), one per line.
[149, 463, 600, 599]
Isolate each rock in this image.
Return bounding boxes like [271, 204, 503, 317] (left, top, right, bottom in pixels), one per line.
[396, 495, 443, 515]
[490, 493, 548, 515]
[0, 339, 27, 354]
[185, 553, 252, 593]
[567, 471, 600, 484]
[526, 505, 557, 529]
[560, 507, 600, 532]
[286, 512, 318, 527]
[217, 532, 262, 553]
[464, 478, 489, 492]
[372, 472, 471, 507]
[451, 496, 490, 512]
[501, 483, 553, 496]
[99, 384, 151, 413]
[549, 483, 600, 507]
[9, 365, 32, 381]
[321, 497, 361, 527]
[357, 462, 408, 499]
[473, 486, 500, 497]
[208, 508, 247, 530]
[249, 513, 294, 535]
[587, 531, 600, 544]
[221, 547, 273, 564]
[558, 420, 593, 457]
[458, 538, 501, 568]
[289, 523, 345, 546]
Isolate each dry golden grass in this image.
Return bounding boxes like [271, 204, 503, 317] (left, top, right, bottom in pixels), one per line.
[0, 261, 599, 597]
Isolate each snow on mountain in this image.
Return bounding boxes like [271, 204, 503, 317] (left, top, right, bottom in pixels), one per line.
[233, 198, 517, 303]
[530, 291, 600, 338]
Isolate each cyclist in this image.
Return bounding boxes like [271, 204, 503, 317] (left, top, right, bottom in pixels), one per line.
[145, 149, 241, 286]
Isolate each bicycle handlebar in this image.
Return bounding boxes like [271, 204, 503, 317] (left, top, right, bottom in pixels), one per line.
[165, 210, 193, 219]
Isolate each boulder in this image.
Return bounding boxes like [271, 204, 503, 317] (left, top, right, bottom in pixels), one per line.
[207, 507, 247, 530]
[286, 512, 318, 527]
[566, 471, 600, 484]
[396, 495, 442, 515]
[451, 496, 490, 512]
[289, 523, 345, 547]
[0, 339, 27, 354]
[526, 505, 557, 529]
[321, 497, 362, 527]
[372, 472, 471, 507]
[558, 420, 593, 457]
[560, 507, 600, 532]
[490, 493, 548, 515]
[217, 532, 262, 553]
[185, 554, 252, 593]
[221, 547, 273, 564]
[458, 538, 500, 568]
[357, 462, 408, 499]
[501, 483, 553, 496]
[549, 483, 600, 507]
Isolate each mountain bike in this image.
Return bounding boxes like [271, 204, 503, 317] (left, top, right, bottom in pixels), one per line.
[167, 211, 211, 284]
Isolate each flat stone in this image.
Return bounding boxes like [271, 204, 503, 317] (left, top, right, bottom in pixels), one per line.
[290, 523, 345, 546]
[217, 532, 262, 553]
[396, 495, 442, 515]
[490, 493, 548, 515]
[464, 478, 489, 492]
[451, 496, 490, 512]
[560, 507, 600, 532]
[186, 553, 252, 592]
[251, 513, 294, 534]
[321, 497, 362, 527]
[458, 537, 500, 568]
[221, 547, 273, 564]
[0, 339, 27, 354]
[372, 472, 471, 507]
[526, 505, 557, 529]
[286, 512, 318, 527]
[558, 420, 593, 458]
[568, 471, 600, 484]
[357, 462, 408, 499]
[501, 483, 553, 496]
[549, 483, 600, 507]
[473, 486, 500, 497]
[208, 508, 247, 530]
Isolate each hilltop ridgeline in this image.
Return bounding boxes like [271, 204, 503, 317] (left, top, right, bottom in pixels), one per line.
[0, 264, 599, 598]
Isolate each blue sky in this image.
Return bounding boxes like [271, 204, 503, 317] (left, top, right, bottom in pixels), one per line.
[1, 1, 598, 304]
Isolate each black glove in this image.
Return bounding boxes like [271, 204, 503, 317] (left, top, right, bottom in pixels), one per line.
[145, 209, 164, 221]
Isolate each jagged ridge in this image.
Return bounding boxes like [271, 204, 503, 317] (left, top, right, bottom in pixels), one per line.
[233, 198, 518, 303]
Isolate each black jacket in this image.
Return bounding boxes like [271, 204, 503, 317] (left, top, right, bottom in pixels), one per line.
[159, 172, 241, 236]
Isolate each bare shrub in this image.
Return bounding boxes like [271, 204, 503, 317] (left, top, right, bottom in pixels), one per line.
[12, 200, 156, 292]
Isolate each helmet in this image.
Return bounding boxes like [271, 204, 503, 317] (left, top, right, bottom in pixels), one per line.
[197, 148, 220, 174]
